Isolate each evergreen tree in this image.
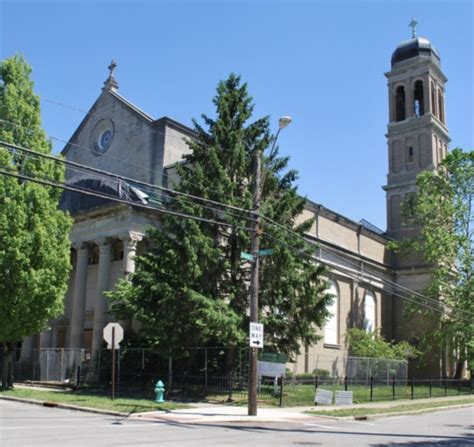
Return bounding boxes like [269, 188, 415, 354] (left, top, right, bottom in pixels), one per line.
[110, 74, 330, 361]
[0, 55, 72, 389]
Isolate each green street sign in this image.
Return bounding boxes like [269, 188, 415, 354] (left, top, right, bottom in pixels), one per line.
[258, 352, 287, 364]
[259, 249, 274, 257]
[240, 251, 254, 261]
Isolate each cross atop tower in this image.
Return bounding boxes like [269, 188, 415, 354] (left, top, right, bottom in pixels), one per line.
[409, 18, 418, 38]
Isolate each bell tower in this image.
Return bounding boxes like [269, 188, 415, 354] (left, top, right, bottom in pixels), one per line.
[384, 22, 451, 363]
[384, 20, 450, 261]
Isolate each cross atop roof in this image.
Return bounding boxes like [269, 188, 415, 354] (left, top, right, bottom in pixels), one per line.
[103, 59, 119, 91]
[108, 60, 117, 78]
[409, 18, 418, 38]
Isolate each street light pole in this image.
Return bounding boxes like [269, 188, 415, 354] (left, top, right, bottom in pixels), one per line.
[248, 116, 292, 416]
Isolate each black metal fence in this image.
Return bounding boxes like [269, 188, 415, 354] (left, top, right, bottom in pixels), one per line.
[4, 347, 473, 406]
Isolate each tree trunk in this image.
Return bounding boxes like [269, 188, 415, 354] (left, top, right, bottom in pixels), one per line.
[453, 358, 465, 380]
[2, 342, 14, 390]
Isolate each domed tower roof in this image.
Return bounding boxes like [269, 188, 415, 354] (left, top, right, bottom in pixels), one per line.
[391, 36, 441, 68]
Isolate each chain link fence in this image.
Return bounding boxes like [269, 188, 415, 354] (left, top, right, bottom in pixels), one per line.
[6, 347, 407, 386]
[288, 352, 408, 383]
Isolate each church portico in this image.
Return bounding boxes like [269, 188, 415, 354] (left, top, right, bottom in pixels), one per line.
[65, 231, 144, 350]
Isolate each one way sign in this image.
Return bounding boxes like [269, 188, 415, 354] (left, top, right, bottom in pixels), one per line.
[249, 322, 264, 348]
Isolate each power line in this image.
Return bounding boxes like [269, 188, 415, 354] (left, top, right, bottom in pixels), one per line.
[2, 138, 461, 319]
[0, 139, 256, 220]
[260, 213, 467, 315]
[261, 231, 472, 323]
[2, 133, 467, 320]
[1, 164, 468, 323]
[0, 166, 256, 234]
[0, 118, 261, 212]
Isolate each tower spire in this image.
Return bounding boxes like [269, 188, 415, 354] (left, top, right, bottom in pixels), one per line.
[103, 59, 118, 91]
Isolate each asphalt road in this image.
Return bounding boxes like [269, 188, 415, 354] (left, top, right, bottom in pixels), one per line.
[0, 400, 473, 446]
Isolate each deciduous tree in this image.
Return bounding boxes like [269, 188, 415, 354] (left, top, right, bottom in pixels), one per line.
[0, 55, 72, 389]
[393, 148, 473, 378]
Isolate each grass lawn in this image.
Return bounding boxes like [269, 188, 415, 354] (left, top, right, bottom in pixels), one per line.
[306, 397, 474, 417]
[0, 388, 191, 414]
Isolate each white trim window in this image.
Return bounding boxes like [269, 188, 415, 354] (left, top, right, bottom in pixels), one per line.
[324, 281, 338, 345]
[364, 291, 376, 333]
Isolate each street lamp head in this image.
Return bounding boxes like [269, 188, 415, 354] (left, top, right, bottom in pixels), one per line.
[278, 116, 292, 129]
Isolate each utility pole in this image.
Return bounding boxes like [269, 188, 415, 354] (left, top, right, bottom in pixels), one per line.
[248, 140, 262, 416]
[248, 116, 292, 416]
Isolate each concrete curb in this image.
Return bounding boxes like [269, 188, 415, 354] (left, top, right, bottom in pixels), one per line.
[1, 394, 472, 425]
[0, 395, 128, 417]
[309, 402, 474, 421]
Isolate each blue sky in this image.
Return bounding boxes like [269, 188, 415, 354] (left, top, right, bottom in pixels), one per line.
[1, 0, 472, 230]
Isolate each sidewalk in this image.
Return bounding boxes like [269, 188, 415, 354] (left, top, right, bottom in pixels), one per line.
[132, 394, 474, 424]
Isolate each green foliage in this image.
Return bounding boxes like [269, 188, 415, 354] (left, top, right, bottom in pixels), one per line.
[110, 74, 330, 357]
[0, 55, 72, 342]
[391, 148, 474, 376]
[346, 328, 419, 361]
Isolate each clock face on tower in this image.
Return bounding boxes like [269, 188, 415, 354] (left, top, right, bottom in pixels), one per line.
[91, 119, 114, 155]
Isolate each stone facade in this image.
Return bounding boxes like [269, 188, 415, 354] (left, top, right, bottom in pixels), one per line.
[21, 32, 450, 378]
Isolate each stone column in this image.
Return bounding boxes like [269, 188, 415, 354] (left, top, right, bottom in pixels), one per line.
[121, 232, 143, 277]
[405, 80, 413, 119]
[120, 233, 143, 332]
[68, 242, 89, 349]
[91, 239, 112, 354]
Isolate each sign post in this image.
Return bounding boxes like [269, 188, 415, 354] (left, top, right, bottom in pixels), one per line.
[103, 323, 124, 401]
[111, 327, 115, 400]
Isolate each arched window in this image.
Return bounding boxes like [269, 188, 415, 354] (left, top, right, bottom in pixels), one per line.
[364, 291, 376, 333]
[413, 81, 424, 117]
[438, 138, 443, 163]
[438, 90, 445, 123]
[395, 86, 406, 122]
[324, 281, 338, 345]
[431, 82, 437, 117]
[407, 146, 414, 163]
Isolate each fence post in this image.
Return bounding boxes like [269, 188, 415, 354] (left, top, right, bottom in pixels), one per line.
[228, 373, 233, 400]
[97, 349, 101, 383]
[46, 350, 49, 381]
[429, 377, 432, 397]
[370, 376, 373, 402]
[204, 348, 208, 391]
[76, 365, 81, 388]
[411, 377, 414, 399]
[470, 372, 473, 394]
[168, 354, 173, 393]
[392, 375, 395, 400]
[60, 348, 64, 382]
[279, 377, 283, 407]
[314, 375, 319, 393]
[444, 378, 447, 396]
[344, 376, 348, 391]
[141, 349, 146, 391]
[458, 379, 461, 395]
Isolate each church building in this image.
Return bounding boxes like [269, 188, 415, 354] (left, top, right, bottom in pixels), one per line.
[20, 26, 450, 378]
